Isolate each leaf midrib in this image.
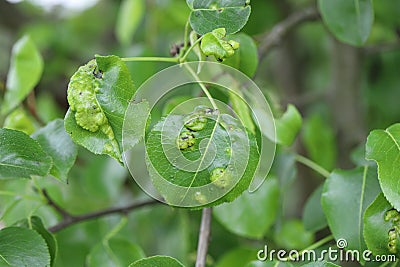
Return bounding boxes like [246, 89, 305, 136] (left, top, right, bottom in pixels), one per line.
[385, 129, 400, 153]
[180, 115, 220, 203]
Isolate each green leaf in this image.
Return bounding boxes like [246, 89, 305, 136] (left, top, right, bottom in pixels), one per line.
[162, 96, 192, 116]
[87, 237, 145, 267]
[245, 261, 293, 267]
[364, 193, 399, 257]
[274, 220, 314, 250]
[318, 0, 374, 46]
[303, 184, 327, 232]
[301, 262, 340, 267]
[366, 123, 400, 210]
[321, 166, 381, 252]
[223, 33, 258, 77]
[186, 0, 194, 8]
[215, 247, 255, 267]
[14, 216, 57, 267]
[145, 106, 260, 207]
[200, 28, 240, 61]
[65, 55, 136, 163]
[0, 128, 52, 179]
[0, 227, 50, 267]
[275, 104, 302, 146]
[129, 255, 184, 267]
[4, 107, 35, 135]
[229, 89, 255, 134]
[302, 114, 337, 171]
[213, 177, 279, 239]
[32, 119, 77, 182]
[189, 0, 251, 35]
[115, 0, 145, 46]
[1, 35, 43, 115]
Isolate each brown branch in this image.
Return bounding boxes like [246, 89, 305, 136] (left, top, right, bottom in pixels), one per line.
[195, 208, 212, 267]
[43, 190, 72, 219]
[26, 90, 45, 126]
[258, 6, 320, 59]
[48, 198, 160, 233]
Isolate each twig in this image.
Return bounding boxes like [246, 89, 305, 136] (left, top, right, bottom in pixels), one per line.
[43, 190, 72, 219]
[26, 90, 45, 126]
[258, 6, 320, 59]
[48, 199, 159, 233]
[195, 208, 212, 267]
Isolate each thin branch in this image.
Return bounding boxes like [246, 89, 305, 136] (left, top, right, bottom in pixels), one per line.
[43, 190, 72, 219]
[258, 6, 320, 59]
[48, 199, 159, 233]
[195, 208, 212, 267]
[295, 154, 330, 178]
[26, 90, 45, 126]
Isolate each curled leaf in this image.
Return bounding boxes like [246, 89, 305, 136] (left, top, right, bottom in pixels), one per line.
[200, 28, 240, 61]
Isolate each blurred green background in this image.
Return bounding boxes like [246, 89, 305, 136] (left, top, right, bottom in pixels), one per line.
[1, 0, 400, 266]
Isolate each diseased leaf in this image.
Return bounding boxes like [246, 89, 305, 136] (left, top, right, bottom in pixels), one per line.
[0, 128, 52, 179]
[129, 255, 184, 267]
[275, 104, 302, 146]
[213, 177, 279, 239]
[0, 227, 50, 267]
[32, 119, 78, 182]
[366, 123, 400, 210]
[65, 55, 135, 163]
[223, 33, 258, 77]
[14, 216, 57, 267]
[364, 193, 400, 257]
[1, 35, 43, 115]
[200, 28, 239, 61]
[321, 166, 381, 253]
[145, 106, 259, 207]
[189, 0, 251, 35]
[115, 0, 145, 46]
[318, 0, 374, 46]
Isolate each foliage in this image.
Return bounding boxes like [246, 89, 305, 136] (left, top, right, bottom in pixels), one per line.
[0, 0, 399, 266]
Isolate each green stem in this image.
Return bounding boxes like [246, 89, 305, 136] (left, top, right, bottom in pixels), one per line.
[299, 234, 334, 252]
[179, 35, 203, 63]
[122, 57, 178, 63]
[184, 64, 218, 110]
[104, 216, 128, 241]
[281, 234, 334, 262]
[295, 154, 330, 178]
[179, 19, 191, 58]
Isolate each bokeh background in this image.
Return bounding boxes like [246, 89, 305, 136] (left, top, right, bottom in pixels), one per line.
[1, 0, 400, 266]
